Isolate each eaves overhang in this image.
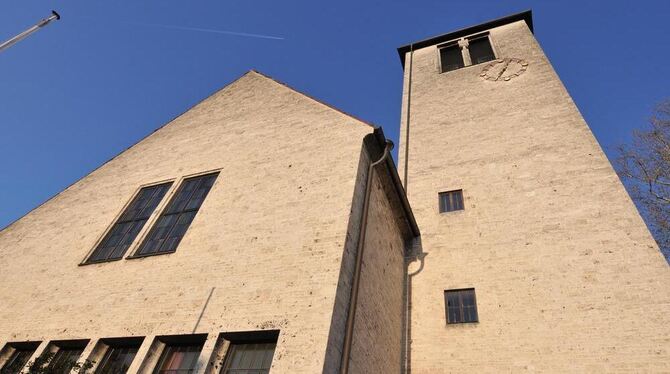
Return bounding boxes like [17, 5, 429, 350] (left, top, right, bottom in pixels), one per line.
[397, 10, 534, 68]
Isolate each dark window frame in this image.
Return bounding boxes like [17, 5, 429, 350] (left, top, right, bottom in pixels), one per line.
[83, 182, 173, 264]
[437, 32, 496, 73]
[438, 189, 464, 213]
[151, 334, 207, 374]
[218, 330, 279, 374]
[444, 288, 479, 324]
[132, 172, 219, 258]
[467, 33, 496, 65]
[0, 341, 41, 374]
[44, 339, 90, 374]
[95, 337, 144, 374]
[438, 42, 465, 73]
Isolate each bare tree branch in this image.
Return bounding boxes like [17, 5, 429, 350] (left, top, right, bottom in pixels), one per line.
[615, 99, 670, 261]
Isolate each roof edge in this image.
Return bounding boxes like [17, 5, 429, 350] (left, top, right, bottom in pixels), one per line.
[250, 70, 376, 128]
[0, 70, 375, 233]
[397, 10, 533, 67]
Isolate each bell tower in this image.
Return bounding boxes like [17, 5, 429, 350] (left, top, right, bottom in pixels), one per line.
[397, 11, 670, 372]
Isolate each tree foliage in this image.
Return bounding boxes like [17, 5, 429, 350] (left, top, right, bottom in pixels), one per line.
[22, 352, 93, 374]
[616, 99, 670, 260]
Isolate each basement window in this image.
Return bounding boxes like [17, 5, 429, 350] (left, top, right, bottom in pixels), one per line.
[218, 331, 279, 374]
[439, 43, 465, 72]
[438, 190, 464, 213]
[0, 341, 41, 374]
[95, 337, 144, 373]
[445, 288, 479, 324]
[152, 335, 206, 374]
[44, 340, 89, 373]
[86, 182, 173, 263]
[136, 172, 219, 256]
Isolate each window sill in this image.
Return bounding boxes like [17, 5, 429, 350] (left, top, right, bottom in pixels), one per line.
[126, 250, 176, 260]
[439, 58, 497, 74]
[446, 320, 479, 325]
[79, 257, 123, 266]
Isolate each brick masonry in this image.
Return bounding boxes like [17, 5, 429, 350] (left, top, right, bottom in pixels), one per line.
[0, 71, 402, 373]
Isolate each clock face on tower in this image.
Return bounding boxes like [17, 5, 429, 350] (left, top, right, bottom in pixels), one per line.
[480, 58, 528, 81]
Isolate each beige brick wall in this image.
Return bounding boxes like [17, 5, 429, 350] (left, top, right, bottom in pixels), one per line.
[322, 136, 415, 374]
[348, 156, 407, 374]
[398, 20, 670, 373]
[0, 71, 374, 373]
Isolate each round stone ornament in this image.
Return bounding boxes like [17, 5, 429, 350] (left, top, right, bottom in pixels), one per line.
[480, 58, 528, 81]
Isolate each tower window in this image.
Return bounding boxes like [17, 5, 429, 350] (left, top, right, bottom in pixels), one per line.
[439, 43, 464, 72]
[136, 172, 219, 256]
[468, 34, 496, 64]
[86, 182, 173, 263]
[438, 190, 464, 213]
[437, 33, 496, 73]
[445, 288, 478, 324]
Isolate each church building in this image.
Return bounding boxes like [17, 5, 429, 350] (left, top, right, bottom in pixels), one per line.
[1, 10, 668, 374]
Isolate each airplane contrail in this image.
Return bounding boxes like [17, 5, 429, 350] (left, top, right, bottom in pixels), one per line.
[122, 20, 285, 40]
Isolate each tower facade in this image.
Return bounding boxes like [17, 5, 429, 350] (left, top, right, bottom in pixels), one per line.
[398, 11, 670, 372]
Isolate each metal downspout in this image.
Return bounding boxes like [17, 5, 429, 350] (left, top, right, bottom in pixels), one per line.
[402, 43, 414, 190]
[340, 140, 394, 374]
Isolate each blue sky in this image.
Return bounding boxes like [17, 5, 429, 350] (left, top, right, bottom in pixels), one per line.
[1, 0, 668, 229]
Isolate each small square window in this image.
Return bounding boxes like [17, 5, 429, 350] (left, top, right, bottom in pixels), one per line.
[468, 35, 496, 65]
[438, 190, 464, 213]
[0, 342, 41, 374]
[439, 43, 464, 72]
[445, 288, 479, 324]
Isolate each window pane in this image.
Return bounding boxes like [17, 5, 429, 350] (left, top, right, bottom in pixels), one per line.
[88, 182, 172, 262]
[221, 343, 276, 374]
[469, 36, 495, 64]
[48, 347, 84, 374]
[445, 289, 478, 324]
[463, 305, 478, 322]
[1, 347, 37, 374]
[96, 345, 139, 374]
[184, 175, 217, 211]
[138, 173, 218, 256]
[154, 344, 203, 374]
[165, 180, 200, 215]
[440, 44, 464, 72]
